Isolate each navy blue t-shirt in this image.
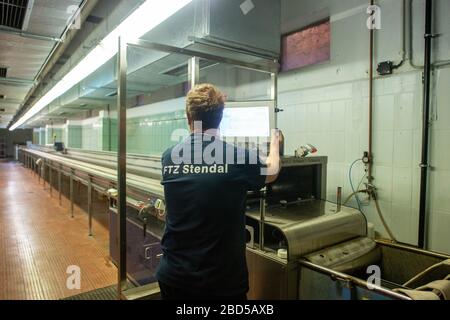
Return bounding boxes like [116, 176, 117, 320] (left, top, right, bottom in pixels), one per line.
[155, 133, 266, 296]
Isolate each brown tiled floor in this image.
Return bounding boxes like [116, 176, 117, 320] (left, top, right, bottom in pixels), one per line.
[0, 160, 116, 300]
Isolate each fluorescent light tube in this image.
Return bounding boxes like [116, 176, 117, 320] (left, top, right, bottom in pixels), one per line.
[10, 0, 193, 131]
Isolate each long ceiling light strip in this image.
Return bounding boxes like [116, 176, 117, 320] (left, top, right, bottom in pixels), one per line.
[9, 0, 193, 131]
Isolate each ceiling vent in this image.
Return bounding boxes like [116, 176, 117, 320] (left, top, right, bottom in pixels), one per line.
[162, 60, 218, 77]
[0, 67, 7, 78]
[0, 0, 29, 30]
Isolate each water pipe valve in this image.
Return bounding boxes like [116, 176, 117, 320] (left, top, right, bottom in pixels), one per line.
[362, 151, 371, 164]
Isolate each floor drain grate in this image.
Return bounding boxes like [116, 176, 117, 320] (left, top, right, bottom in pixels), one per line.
[62, 285, 118, 300]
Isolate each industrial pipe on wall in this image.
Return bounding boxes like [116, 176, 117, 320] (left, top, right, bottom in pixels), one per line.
[418, 0, 434, 249]
[368, 0, 375, 184]
[408, 0, 450, 69]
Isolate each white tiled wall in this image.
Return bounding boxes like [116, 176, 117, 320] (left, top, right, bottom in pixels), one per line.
[278, 70, 450, 251]
[278, 0, 450, 253]
[427, 68, 450, 253]
[277, 71, 424, 246]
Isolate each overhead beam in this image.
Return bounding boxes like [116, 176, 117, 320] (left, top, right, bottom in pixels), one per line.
[0, 25, 62, 43]
[0, 77, 35, 86]
[21, 0, 35, 32]
[127, 39, 279, 74]
[0, 98, 23, 104]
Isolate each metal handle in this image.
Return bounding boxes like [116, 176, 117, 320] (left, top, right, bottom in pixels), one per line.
[144, 247, 151, 260]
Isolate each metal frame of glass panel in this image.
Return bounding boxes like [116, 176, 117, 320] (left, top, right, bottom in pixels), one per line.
[116, 37, 279, 298]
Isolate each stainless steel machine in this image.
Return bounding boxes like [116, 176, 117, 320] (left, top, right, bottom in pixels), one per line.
[244, 156, 450, 300]
[245, 156, 364, 299]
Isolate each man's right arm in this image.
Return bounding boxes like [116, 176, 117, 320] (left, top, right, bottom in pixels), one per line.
[265, 130, 283, 184]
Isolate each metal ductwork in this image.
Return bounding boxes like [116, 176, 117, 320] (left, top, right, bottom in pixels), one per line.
[141, 0, 281, 59]
[0, 0, 29, 30]
[38, 0, 281, 120]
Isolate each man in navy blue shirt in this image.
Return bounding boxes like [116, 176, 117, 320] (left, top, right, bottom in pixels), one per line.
[155, 84, 281, 300]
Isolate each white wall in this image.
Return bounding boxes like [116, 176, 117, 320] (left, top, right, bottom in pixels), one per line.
[428, 68, 450, 253]
[278, 0, 450, 253]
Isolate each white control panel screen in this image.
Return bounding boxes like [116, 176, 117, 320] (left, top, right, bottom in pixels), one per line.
[220, 106, 270, 138]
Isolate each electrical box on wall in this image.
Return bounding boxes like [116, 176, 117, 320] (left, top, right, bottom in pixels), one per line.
[377, 61, 394, 75]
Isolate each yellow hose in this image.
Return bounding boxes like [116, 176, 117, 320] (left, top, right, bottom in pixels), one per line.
[343, 190, 366, 206]
[373, 196, 397, 243]
[343, 189, 397, 243]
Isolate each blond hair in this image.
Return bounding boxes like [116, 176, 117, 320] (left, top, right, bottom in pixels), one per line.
[186, 84, 225, 129]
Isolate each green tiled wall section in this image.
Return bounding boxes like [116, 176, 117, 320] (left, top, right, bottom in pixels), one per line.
[67, 125, 82, 149]
[125, 110, 187, 155]
[46, 128, 64, 145]
[102, 118, 116, 152]
[100, 111, 187, 155]
[34, 107, 188, 156]
[33, 131, 39, 144]
[81, 118, 103, 151]
[39, 129, 45, 145]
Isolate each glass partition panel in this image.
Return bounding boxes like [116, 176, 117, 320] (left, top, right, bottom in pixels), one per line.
[125, 45, 191, 157]
[115, 40, 277, 296]
[29, 54, 119, 152]
[198, 60, 275, 152]
[199, 62, 273, 102]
